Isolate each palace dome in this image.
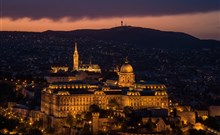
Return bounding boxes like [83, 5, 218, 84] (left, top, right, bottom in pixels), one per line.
[120, 61, 133, 73]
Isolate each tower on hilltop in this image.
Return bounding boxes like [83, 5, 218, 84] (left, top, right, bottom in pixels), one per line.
[73, 42, 79, 71]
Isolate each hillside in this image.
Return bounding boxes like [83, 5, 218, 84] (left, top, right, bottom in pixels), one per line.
[42, 26, 220, 49]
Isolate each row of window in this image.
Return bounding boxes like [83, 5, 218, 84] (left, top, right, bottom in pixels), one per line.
[155, 92, 167, 96]
[50, 84, 88, 89]
[130, 102, 165, 107]
[59, 97, 92, 105]
[146, 86, 165, 89]
[59, 106, 89, 111]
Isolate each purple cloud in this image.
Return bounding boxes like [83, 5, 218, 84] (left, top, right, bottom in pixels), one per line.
[2, 0, 220, 20]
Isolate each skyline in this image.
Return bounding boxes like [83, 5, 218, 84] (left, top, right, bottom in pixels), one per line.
[1, 1, 220, 134]
[1, 0, 220, 40]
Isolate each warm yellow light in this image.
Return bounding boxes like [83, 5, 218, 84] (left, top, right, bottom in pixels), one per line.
[194, 123, 205, 130]
[202, 116, 208, 120]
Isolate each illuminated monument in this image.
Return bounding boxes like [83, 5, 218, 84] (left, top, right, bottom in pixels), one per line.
[40, 42, 168, 134]
[41, 43, 168, 115]
[41, 79, 168, 117]
[76, 44, 101, 73]
[51, 42, 101, 73]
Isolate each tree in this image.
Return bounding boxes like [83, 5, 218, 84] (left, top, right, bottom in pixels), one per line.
[189, 129, 206, 135]
[172, 127, 183, 135]
[173, 108, 177, 117]
[44, 127, 55, 134]
[108, 98, 120, 110]
[89, 104, 100, 112]
[202, 116, 219, 131]
[32, 119, 43, 129]
[66, 113, 74, 128]
[123, 106, 134, 117]
[0, 115, 19, 132]
[28, 128, 43, 135]
[0, 82, 16, 106]
[145, 118, 156, 132]
[84, 112, 92, 121]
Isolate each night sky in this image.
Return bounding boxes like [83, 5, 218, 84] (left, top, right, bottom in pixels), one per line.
[1, 0, 220, 40]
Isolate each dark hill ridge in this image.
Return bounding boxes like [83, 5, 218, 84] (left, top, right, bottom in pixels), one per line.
[43, 26, 220, 49]
[2, 26, 220, 49]
[71, 26, 201, 49]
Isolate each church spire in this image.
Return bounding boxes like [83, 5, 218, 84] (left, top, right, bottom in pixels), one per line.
[73, 42, 79, 71]
[74, 42, 78, 53]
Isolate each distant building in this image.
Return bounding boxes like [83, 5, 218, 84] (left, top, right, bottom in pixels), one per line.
[177, 111, 196, 124]
[50, 42, 101, 74]
[51, 66, 69, 73]
[78, 63, 101, 73]
[44, 72, 76, 83]
[195, 110, 208, 120]
[209, 105, 220, 117]
[142, 117, 171, 132]
[73, 42, 101, 73]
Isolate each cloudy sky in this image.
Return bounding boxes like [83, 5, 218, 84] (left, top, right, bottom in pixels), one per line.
[1, 0, 220, 40]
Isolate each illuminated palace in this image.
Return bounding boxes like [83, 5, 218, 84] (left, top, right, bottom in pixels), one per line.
[41, 43, 168, 120]
[40, 43, 169, 135]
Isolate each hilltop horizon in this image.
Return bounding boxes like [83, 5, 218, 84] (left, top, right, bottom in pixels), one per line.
[1, 25, 220, 41]
[1, 25, 220, 52]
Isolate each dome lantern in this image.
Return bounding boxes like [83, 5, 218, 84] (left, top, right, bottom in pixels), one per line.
[120, 57, 133, 73]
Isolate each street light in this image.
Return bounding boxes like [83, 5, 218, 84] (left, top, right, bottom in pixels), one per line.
[89, 121, 92, 133]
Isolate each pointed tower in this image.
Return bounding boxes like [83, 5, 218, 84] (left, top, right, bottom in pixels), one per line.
[73, 42, 79, 71]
